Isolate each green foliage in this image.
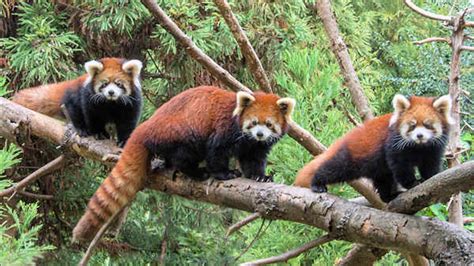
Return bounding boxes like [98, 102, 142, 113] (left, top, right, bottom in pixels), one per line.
[0, 0, 83, 87]
[0, 76, 10, 97]
[0, 202, 54, 265]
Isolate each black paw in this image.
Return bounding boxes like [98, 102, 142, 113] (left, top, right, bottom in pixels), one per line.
[75, 128, 89, 137]
[213, 171, 237, 180]
[311, 184, 327, 193]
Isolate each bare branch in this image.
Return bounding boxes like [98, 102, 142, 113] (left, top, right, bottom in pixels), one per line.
[241, 234, 334, 265]
[140, 0, 252, 94]
[0, 155, 66, 198]
[226, 212, 261, 236]
[17, 191, 54, 200]
[213, 0, 272, 93]
[404, 0, 452, 22]
[413, 37, 450, 45]
[465, 217, 474, 224]
[78, 205, 128, 266]
[311, 0, 373, 121]
[286, 121, 326, 156]
[461, 46, 474, 51]
[386, 161, 474, 214]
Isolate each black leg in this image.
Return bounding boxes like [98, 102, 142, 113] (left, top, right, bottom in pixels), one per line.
[171, 150, 208, 181]
[418, 156, 441, 181]
[373, 176, 399, 203]
[206, 147, 234, 180]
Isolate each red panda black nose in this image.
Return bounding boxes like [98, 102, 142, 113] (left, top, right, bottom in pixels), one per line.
[417, 133, 423, 139]
[108, 91, 115, 96]
[257, 131, 264, 137]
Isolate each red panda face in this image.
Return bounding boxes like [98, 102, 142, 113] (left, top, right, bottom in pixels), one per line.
[84, 58, 142, 102]
[233, 91, 295, 143]
[390, 94, 453, 145]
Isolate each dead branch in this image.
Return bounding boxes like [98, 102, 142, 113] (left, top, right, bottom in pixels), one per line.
[17, 191, 54, 200]
[413, 37, 450, 45]
[404, 0, 452, 22]
[78, 205, 127, 266]
[465, 217, 474, 224]
[140, 0, 252, 94]
[461, 46, 474, 51]
[213, 0, 272, 93]
[241, 234, 334, 265]
[226, 212, 261, 237]
[1, 98, 474, 264]
[386, 161, 474, 214]
[0, 155, 65, 198]
[311, 0, 373, 121]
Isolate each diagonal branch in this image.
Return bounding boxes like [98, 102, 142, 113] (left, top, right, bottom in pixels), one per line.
[140, 0, 252, 94]
[386, 161, 474, 214]
[414, 37, 450, 45]
[404, 0, 452, 22]
[311, 0, 374, 121]
[213, 0, 272, 93]
[241, 234, 334, 265]
[0, 155, 66, 198]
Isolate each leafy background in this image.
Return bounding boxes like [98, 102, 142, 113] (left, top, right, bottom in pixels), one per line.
[0, 0, 472, 264]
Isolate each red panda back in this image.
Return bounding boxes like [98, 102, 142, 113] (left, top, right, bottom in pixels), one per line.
[11, 75, 87, 117]
[294, 114, 392, 188]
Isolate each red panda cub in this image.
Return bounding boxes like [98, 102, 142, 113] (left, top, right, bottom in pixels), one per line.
[72, 86, 295, 241]
[11, 58, 143, 146]
[295, 94, 452, 202]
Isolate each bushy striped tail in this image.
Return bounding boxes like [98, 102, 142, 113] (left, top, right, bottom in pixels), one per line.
[72, 137, 149, 242]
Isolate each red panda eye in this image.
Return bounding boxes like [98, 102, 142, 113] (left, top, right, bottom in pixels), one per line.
[252, 121, 257, 126]
[266, 122, 273, 128]
[423, 123, 433, 129]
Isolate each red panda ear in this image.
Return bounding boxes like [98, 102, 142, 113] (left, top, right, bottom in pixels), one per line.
[84, 60, 103, 77]
[433, 95, 454, 124]
[390, 94, 410, 126]
[122, 60, 143, 89]
[277, 97, 296, 121]
[233, 91, 255, 117]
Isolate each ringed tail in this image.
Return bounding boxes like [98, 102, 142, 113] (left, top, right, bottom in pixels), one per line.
[72, 132, 149, 242]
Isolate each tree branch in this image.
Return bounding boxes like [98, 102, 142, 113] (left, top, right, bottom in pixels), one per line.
[0, 155, 66, 198]
[1, 98, 474, 264]
[226, 212, 261, 236]
[386, 161, 474, 214]
[213, 0, 272, 93]
[311, 0, 373, 121]
[461, 46, 474, 51]
[404, 0, 452, 22]
[140, 0, 252, 94]
[241, 234, 334, 265]
[413, 37, 450, 45]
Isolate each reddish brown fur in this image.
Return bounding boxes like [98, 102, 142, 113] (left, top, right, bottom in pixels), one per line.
[11, 57, 132, 118]
[294, 95, 449, 189]
[11, 75, 87, 117]
[73, 86, 290, 241]
[240, 92, 287, 128]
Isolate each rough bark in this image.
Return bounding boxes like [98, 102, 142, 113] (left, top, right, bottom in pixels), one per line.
[213, 0, 272, 93]
[312, 0, 373, 121]
[147, 171, 474, 264]
[387, 161, 474, 214]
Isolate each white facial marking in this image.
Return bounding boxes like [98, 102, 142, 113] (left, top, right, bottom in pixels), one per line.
[432, 122, 442, 138]
[102, 84, 124, 100]
[250, 125, 272, 141]
[408, 126, 433, 144]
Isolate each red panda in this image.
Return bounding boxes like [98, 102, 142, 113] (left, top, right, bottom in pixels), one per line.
[72, 86, 295, 242]
[11, 58, 143, 146]
[294, 94, 452, 202]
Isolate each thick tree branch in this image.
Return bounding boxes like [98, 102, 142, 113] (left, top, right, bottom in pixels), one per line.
[311, 0, 373, 121]
[386, 161, 474, 214]
[147, 171, 474, 264]
[241, 234, 334, 265]
[1, 98, 474, 264]
[213, 0, 272, 93]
